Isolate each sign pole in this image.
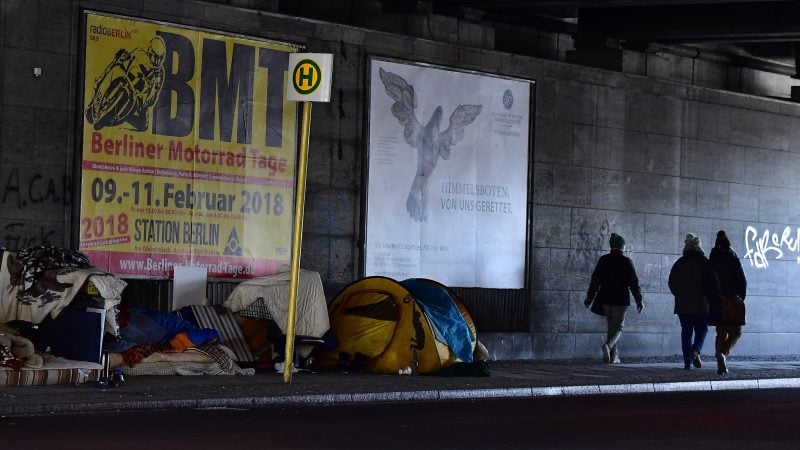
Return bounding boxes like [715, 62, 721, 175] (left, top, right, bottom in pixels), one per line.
[283, 101, 312, 384]
[283, 52, 332, 383]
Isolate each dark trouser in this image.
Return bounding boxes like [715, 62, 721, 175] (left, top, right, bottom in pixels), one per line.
[602, 304, 627, 360]
[715, 324, 742, 356]
[678, 314, 708, 366]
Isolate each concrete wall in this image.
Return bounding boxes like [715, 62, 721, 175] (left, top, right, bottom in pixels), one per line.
[3, 0, 800, 360]
[1, 0, 75, 249]
[516, 74, 800, 361]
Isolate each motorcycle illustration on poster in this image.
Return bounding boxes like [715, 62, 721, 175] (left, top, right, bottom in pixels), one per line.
[86, 36, 166, 132]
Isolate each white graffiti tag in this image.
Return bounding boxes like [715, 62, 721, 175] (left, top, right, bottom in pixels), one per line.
[743, 225, 800, 269]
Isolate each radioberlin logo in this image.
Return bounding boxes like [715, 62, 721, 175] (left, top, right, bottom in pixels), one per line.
[88, 24, 134, 39]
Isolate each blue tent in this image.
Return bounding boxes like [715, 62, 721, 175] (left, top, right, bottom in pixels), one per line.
[400, 278, 475, 363]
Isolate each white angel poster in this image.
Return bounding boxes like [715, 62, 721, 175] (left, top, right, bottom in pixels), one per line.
[365, 59, 531, 289]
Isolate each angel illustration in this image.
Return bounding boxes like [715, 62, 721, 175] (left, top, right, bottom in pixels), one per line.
[378, 68, 482, 222]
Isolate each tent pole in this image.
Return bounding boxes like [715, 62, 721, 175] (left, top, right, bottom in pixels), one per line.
[284, 101, 312, 383]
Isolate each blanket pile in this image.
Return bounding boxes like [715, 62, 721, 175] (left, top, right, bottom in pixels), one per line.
[0, 247, 126, 334]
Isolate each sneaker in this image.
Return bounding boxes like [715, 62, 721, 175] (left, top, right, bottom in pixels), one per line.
[692, 351, 702, 369]
[612, 356, 621, 364]
[601, 344, 611, 363]
[684, 363, 692, 370]
[715, 352, 728, 375]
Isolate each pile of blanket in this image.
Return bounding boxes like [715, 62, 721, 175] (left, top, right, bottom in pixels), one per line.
[108, 308, 221, 365]
[0, 246, 126, 334]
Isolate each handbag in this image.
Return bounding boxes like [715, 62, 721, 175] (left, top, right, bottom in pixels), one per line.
[721, 296, 746, 326]
[714, 271, 746, 326]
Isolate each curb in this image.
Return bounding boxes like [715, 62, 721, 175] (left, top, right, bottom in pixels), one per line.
[5, 377, 800, 417]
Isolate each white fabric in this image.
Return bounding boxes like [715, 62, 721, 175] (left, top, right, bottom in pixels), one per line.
[223, 269, 329, 338]
[88, 273, 127, 301]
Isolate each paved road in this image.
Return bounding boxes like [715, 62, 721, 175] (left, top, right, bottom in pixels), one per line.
[4, 388, 800, 449]
[5, 358, 800, 417]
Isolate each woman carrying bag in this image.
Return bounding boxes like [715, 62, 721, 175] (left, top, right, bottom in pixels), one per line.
[707, 230, 747, 375]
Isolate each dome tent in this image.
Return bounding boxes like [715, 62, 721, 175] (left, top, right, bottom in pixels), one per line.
[400, 278, 476, 364]
[316, 276, 476, 374]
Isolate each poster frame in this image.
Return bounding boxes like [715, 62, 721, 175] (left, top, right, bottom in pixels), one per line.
[360, 55, 536, 290]
[72, 10, 304, 280]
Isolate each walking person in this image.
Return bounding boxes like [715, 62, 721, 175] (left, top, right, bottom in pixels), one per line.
[584, 233, 644, 364]
[707, 230, 747, 375]
[668, 233, 710, 370]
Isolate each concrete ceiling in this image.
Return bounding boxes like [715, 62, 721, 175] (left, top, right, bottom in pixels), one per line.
[423, 0, 800, 69]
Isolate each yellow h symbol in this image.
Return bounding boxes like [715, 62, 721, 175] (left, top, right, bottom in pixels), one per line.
[292, 59, 322, 95]
[298, 65, 315, 88]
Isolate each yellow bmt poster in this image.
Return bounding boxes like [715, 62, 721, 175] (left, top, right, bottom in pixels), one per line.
[80, 12, 299, 278]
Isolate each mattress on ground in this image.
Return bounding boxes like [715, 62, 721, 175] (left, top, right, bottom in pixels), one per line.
[108, 345, 255, 376]
[0, 356, 101, 387]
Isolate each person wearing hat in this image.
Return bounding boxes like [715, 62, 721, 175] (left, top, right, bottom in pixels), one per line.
[584, 232, 644, 364]
[668, 233, 710, 370]
[707, 230, 747, 375]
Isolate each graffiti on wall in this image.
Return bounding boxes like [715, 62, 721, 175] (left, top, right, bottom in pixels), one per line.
[1, 168, 71, 210]
[644, 263, 664, 280]
[1, 168, 71, 249]
[743, 225, 800, 269]
[567, 218, 615, 277]
[2, 223, 58, 249]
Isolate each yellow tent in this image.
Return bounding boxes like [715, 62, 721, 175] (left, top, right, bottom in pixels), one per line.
[316, 276, 476, 374]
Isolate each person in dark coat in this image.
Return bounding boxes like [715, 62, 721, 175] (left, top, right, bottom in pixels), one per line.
[668, 233, 710, 370]
[706, 230, 747, 375]
[584, 233, 644, 364]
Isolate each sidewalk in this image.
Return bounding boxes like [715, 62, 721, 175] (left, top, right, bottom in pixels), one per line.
[3, 356, 800, 417]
